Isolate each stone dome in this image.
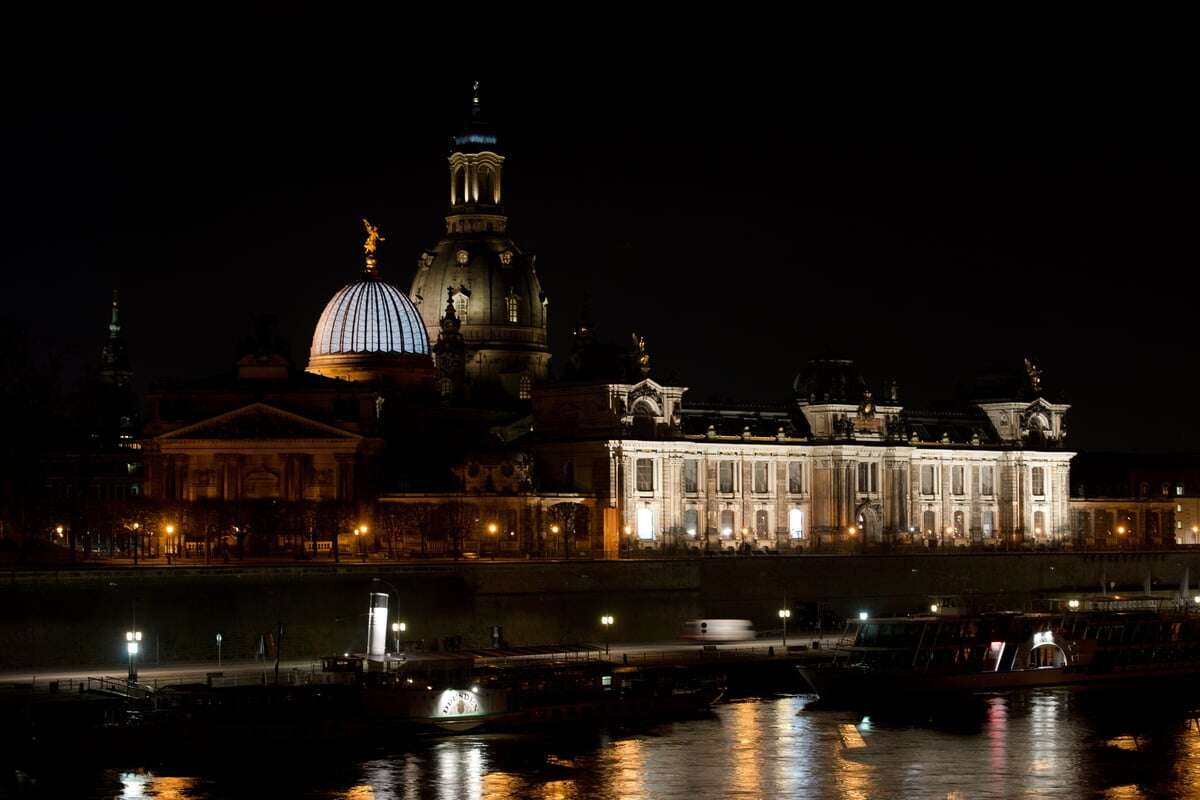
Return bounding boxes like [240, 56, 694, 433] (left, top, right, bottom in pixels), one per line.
[307, 275, 435, 386]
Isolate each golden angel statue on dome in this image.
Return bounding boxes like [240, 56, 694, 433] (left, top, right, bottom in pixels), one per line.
[362, 218, 385, 254]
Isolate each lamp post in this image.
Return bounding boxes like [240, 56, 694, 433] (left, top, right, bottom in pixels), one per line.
[125, 630, 142, 684]
[778, 608, 791, 648]
[600, 614, 614, 655]
[165, 524, 176, 562]
[392, 621, 406, 653]
[216, 633, 223, 666]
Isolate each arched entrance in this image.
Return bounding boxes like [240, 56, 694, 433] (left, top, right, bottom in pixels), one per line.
[854, 501, 882, 544]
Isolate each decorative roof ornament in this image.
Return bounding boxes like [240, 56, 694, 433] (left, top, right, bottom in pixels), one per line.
[362, 218, 384, 276]
[1024, 357, 1043, 394]
[631, 333, 650, 377]
[858, 389, 875, 419]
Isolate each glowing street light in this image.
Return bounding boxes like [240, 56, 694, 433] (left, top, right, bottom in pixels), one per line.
[391, 620, 406, 652]
[550, 524, 560, 535]
[858, 611, 869, 621]
[55, 524, 64, 539]
[600, 614, 614, 654]
[929, 603, 940, 614]
[125, 630, 142, 683]
[488, 523, 498, 535]
[1067, 599, 1081, 610]
[778, 608, 791, 648]
[848, 526, 857, 536]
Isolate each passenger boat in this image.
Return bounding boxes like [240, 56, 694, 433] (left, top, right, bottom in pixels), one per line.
[366, 661, 725, 733]
[798, 607, 1200, 705]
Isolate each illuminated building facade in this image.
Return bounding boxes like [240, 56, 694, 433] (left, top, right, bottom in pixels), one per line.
[530, 354, 1075, 552]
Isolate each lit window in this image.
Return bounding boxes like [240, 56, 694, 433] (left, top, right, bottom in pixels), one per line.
[788, 508, 805, 539]
[506, 294, 519, 324]
[755, 509, 769, 536]
[720, 509, 735, 538]
[452, 292, 468, 322]
[1032, 467, 1045, 497]
[439, 377, 453, 397]
[682, 460, 699, 494]
[1178, 484, 1186, 496]
[983, 510, 994, 536]
[636, 508, 654, 540]
[684, 509, 699, 537]
[518, 375, 531, 400]
[952, 466, 964, 496]
[636, 458, 654, 492]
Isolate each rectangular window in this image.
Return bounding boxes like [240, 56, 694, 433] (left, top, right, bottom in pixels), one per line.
[871, 463, 878, 492]
[720, 509, 735, 538]
[718, 461, 735, 494]
[1178, 484, 1186, 496]
[684, 509, 699, 537]
[682, 460, 699, 494]
[753, 462, 769, 493]
[857, 463, 869, 493]
[788, 508, 805, 539]
[980, 465, 994, 496]
[755, 509, 769, 537]
[1033, 510, 1045, 537]
[636, 507, 654, 540]
[506, 295, 519, 324]
[1032, 467, 1045, 497]
[952, 465, 964, 496]
[983, 510, 994, 536]
[636, 458, 653, 492]
[921, 465, 936, 495]
[787, 462, 803, 494]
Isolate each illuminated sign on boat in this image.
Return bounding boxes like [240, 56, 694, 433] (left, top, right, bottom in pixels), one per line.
[434, 689, 484, 717]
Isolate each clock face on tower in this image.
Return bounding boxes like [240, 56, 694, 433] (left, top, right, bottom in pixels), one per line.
[436, 689, 481, 717]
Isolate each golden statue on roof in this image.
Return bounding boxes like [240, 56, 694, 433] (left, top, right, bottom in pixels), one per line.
[1024, 358, 1043, 393]
[362, 218, 385, 255]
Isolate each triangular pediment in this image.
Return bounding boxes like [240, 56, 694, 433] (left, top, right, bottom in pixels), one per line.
[155, 403, 362, 441]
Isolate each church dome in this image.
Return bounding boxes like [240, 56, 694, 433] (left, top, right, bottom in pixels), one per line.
[311, 279, 429, 357]
[307, 223, 436, 387]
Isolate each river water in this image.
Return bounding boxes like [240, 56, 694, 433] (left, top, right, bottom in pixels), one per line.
[7, 690, 1200, 799]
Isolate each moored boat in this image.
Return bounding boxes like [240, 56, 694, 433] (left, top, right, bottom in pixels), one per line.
[799, 607, 1200, 706]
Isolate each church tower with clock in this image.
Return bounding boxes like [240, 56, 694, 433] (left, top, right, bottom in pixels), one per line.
[409, 83, 550, 404]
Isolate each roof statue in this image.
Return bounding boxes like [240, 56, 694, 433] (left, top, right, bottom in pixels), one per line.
[1024, 358, 1043, 393]
[362, 218, 385, 255]
[632, 333, 650, 376]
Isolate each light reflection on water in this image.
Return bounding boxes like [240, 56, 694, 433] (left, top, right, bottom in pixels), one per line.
[13, 690, 1200, 799]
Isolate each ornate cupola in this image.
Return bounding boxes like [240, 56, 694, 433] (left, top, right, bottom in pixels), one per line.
[409, 82, 550, 403]
[446, 80, 506, 236]
[308, 220, 436, 387]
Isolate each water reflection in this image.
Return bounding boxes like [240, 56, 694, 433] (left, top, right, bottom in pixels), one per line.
[16, 691, 1200, 799]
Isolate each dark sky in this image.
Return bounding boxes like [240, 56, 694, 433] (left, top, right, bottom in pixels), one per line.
[2, 12, 1196, 451]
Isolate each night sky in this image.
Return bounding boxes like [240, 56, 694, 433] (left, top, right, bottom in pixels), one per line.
[3, 13, 1196, 451]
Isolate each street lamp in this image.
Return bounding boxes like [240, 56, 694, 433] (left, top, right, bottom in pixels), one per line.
[216, 632, 223, 666]
[165, 524, 176, 558]
[55, 524, 64, 539]
[550, 524, 560, 535]
[930, 603, 940, 614]
[125, 630, 142, 684]
[858, 611, 869, 621]
[392, 621, 407, 653]
[848, 526, 857, 536]
[600, 614, 614, 655]
[778, 608, 791, 648]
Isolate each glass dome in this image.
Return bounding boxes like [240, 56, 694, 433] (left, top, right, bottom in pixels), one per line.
[311, 279, 429, 357]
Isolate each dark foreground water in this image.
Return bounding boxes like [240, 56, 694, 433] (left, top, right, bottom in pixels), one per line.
[7, 690, 1200, 799]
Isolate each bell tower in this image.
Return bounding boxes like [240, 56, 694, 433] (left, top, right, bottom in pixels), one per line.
[446, 81, 507, 236]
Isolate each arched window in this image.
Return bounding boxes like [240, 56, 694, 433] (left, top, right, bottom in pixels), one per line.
[506, 294, 519, 324]
[453, 292, 468, 322]
[518, 375, 532, 400]
[439, 377, 453, 397]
